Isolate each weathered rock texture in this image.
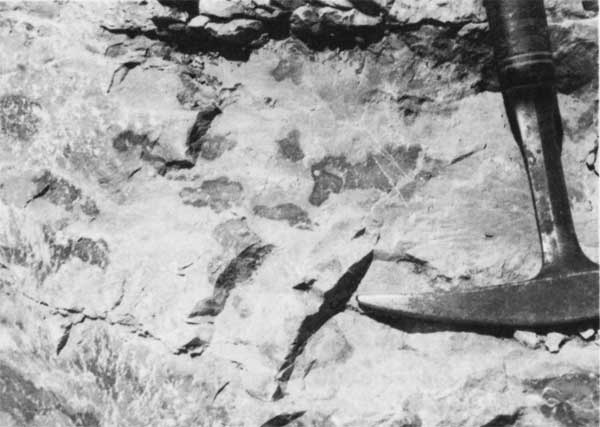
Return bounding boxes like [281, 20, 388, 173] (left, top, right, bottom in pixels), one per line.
[0, 1, 597, 426]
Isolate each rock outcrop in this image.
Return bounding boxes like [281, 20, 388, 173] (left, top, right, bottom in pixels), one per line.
[0, 0, 597, 426]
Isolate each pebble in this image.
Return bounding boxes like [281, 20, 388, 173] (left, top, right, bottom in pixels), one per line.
[513, 330, 542, 349]
[544, 332, 568, 353]
[578, 328, 596, 340]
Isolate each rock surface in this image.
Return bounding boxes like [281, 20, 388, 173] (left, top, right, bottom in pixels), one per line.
[0, 1, 597, 426]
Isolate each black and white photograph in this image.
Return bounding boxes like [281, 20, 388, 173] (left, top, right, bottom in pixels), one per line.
[0, 0, 598, 425]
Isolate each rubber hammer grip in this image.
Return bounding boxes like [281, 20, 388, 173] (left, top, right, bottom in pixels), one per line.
[484, 0, 556, 90]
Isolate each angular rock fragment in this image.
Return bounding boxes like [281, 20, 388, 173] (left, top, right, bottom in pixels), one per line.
[179, 177, 244, 212]
[0, 94, 41, 141]
[579, 328, 596, 340]
[551, 20, 599, 93]
[290, 5, 384, 47]
[544, 332, 569, 353]
[197, 135, 236, 160]
[308, 145, 437, 206]
[174, 337, 208, 357]
[187, 107, 222, 159]
[31, 171, 99, 216]
[189, 244, 274, 318]
[253, 203, 311, 227]
[388, 0, 486, 25]
[212, 219, 262, 263]
[198, 0, 248, 19]
[112, 130, 154, 153]
[48, 235, 110, 270]
[525, 373, 599, 427]
[513, 330, 542, 349]
[276, 129, 304, 161]
[204, 19, 265, 46]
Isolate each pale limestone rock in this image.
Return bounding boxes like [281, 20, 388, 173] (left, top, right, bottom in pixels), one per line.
[579, 328, 596, 340]
[204, 19, 265, 45]
[198, 0, 247, 18]
[316, 0, 355, 10]
[187, 14, 210, 28]
[544, 332, 569, 353]
[388, 0, 486, 24]
[514, 330, 543, 349]
[291, 5, 383, 31]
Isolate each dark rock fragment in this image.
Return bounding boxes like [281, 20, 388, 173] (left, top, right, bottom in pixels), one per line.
[309, 166, 344, 206]
[309, 144, 428, 206]
[174, 337, 207, 357]
[186, 107, 222, 159]
[188, 244, 274, 318]
[582, 0, 599, 11]
[253, 203, 311, 227]
[525, 373, 599, 427]
[293, 278, 316, 291]
[32, 170, 99, 216]
[551, 24, 599, 93]
[397, 95, 433, 125]
[0, 246, 29, 266]
[44, 228, 109, 270]
[480, 409, 523, 427]
[352, 228, 366, 239]
[276, 129, 304, 161]
[179, 177, 244, 212]
[212, 218, 261, 255]
[112, 130, 154, 152]
[199, 135, 236, 160]
[271, 59, 303, 84]
[0, 94, 41, 140]
[70, 237, 110, 269]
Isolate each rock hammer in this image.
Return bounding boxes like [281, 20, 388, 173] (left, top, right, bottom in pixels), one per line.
[357, 0, 599, 326]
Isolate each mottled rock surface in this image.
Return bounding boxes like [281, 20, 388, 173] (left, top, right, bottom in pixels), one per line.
[0, 1, 597, 426]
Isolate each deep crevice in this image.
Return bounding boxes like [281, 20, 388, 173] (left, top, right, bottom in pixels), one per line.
[260, 411, 306, 427]
[480, 408, 524, 427]
[274, 251, 374, 399]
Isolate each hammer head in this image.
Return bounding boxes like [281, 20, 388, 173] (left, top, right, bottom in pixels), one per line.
[357, 266, 599, 327]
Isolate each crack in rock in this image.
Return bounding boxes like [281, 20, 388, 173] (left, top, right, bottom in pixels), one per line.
[260, 410, 306, 427]
[174, 336, 208, 358]
[480, 408, 524, 427]
[274, 251, 374, 398]
[18, 291, 162, 355]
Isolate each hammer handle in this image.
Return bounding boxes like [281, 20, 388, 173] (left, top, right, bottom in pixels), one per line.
[484, 0, 590, 270]
[484, 0, 563, 147]
[484, 0, 555, 90]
